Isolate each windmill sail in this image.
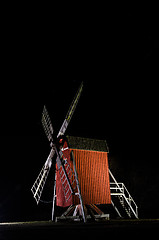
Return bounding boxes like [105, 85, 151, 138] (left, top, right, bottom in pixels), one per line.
[41, 105, 53, 142]
[31, 148, 55, 204]
[57, 82, 83, 138]
[58, 162, 77, 202]
[56, 149, 77, 202]
[31, 82, 83, 205]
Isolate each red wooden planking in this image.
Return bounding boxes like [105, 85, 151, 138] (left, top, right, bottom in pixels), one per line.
[56, 141, 111, 207]
[71, 149, 111, 205]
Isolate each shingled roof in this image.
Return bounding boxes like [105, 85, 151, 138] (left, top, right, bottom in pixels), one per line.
[67, 135, 109, 152]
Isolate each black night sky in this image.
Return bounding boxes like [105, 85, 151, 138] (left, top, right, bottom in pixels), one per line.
[0, 7, 158, 222]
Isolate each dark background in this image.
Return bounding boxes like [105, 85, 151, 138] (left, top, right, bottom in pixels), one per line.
[0, 6, 158, 222]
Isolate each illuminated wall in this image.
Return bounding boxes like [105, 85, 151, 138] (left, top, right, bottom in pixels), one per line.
[71, 148, 111, 205]
[56, 136, 111, 207]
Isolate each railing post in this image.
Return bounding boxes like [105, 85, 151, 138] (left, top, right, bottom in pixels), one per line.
[122, 183, 124, 195]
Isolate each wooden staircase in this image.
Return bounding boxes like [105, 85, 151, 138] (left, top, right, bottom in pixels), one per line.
[109, 169, 138, 219]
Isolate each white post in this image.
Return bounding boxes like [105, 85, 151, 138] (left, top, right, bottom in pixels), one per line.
[52, 171, 56, 221]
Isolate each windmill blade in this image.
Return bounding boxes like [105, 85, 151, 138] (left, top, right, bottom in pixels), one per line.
[31, 148, 55, 204]
[58, 159, 77, 202]
[57, 82, 83, 138]
[41, 105, 54, 142]
[65, 81, 83, 125]
[55, 148, 74, 194]
[55, 147, 77, 202]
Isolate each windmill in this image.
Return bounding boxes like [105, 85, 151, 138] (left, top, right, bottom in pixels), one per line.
[31, 82, 138, 222]
[31, 82, 86, 222]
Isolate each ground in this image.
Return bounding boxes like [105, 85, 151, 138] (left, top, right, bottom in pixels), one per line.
[0, 219, 159, 239]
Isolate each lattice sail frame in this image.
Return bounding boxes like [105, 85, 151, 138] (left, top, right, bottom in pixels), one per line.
[41, 105, 54, 142]
[31, 148, 55, 204]
[58, 158, 77, 202]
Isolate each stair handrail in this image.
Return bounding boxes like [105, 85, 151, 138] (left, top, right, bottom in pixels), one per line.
[109, 169, 122, 190]
[121, 183, 138, 218]
[109, 169, 138, 218]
